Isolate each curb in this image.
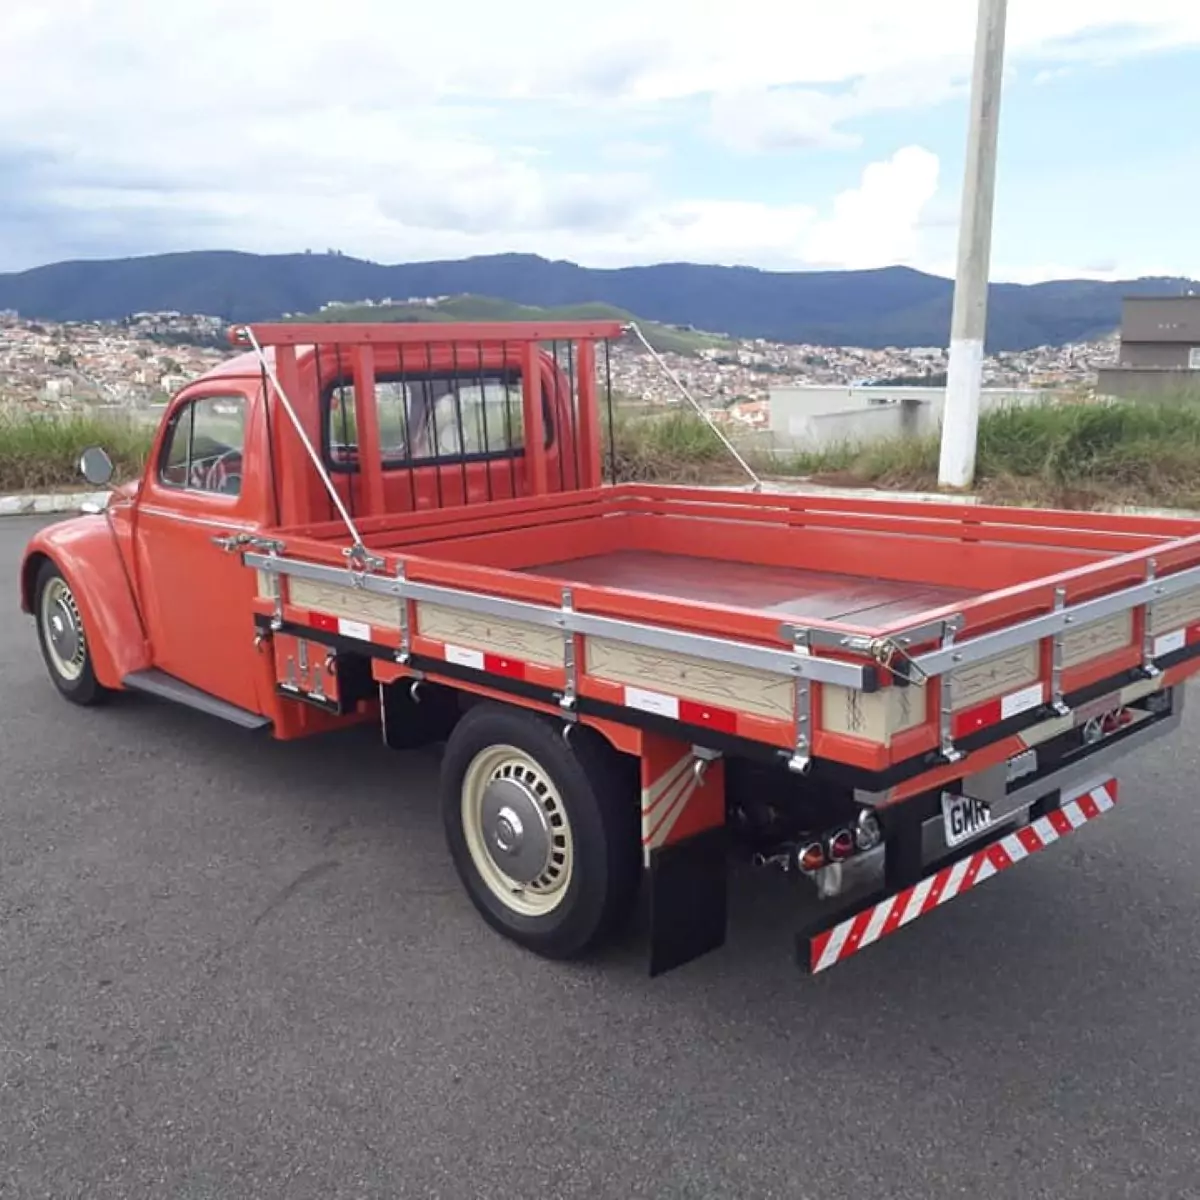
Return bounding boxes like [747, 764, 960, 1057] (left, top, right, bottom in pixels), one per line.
[0, 490, 111, 517]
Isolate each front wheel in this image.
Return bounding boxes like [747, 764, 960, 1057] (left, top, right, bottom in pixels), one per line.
[441, 704, 639, 960]
[34, 562, 106, 706]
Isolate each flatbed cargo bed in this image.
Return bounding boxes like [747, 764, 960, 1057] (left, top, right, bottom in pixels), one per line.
[260, 482, 1200, 784]
[525, 550, 979, 626]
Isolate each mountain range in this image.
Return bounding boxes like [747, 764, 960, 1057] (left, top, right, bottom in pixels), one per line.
[0, 250, 1194, 352]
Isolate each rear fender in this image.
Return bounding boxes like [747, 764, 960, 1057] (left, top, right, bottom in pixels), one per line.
[20, 514, 150, 688]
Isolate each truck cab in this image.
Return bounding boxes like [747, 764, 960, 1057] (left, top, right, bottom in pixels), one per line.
[21, 324, 596, 732]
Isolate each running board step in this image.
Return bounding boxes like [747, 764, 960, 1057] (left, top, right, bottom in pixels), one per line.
[122, 669, 271, 730]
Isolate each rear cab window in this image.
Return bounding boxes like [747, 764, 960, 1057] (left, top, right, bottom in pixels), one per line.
[324, 369, 549, 469]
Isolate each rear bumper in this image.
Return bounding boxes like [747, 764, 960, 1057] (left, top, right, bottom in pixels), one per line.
[919, 698, 1182, 865]
[805, 776, 1119, 974]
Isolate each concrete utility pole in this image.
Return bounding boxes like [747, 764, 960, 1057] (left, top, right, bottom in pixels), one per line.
[938, 0, 1009, 490]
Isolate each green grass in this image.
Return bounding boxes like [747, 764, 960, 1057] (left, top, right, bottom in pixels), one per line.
[652, 396, 1200, 509]
[296, 295, 735, 357]
[0, 411, 153, 491]
[10, 395, 1200, 512]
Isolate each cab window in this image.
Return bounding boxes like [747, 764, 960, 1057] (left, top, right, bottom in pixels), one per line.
[159, 395, 247, 496]
[325, 370, 546, 469]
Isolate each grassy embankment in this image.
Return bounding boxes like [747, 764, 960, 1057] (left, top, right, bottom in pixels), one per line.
[7, 397, 1200, 511]
[611, 394, 1200, 509]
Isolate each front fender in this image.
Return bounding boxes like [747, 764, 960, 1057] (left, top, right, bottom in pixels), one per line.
[20, 513, 150, 688]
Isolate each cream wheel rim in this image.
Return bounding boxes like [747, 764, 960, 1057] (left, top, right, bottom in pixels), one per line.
[461, 744, 575, 917]
[40, 577, 87, 682]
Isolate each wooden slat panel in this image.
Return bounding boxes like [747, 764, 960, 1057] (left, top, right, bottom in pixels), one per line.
[1062, 612, 1134, 668]
[951, 644, 1041, 712]
[820, 685, 928, 745]
[415, 602, 562, 667]
[585, 637, 794, 721]
[290, 577, 398, 627]
[1149, 587, 1200, 635]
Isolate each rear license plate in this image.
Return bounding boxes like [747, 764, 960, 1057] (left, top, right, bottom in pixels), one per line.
[941, 792, 994, 849]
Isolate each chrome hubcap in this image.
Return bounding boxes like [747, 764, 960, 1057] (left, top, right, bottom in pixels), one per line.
[41, 578, 87, 682]
[461, 746, 574, 917]
[481, 780, 552, 886]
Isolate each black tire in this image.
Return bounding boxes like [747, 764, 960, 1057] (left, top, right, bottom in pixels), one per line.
[441, 703, 640, 960]
[33, 561, 106, 706]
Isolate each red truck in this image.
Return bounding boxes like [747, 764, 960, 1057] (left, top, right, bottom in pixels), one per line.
[20, 320, 1200, 975]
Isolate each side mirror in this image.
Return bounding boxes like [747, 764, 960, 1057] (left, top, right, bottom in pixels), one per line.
[79, 446, 114, 487]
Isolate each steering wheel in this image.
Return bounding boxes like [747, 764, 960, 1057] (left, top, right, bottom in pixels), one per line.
[202, 449, 244, 495]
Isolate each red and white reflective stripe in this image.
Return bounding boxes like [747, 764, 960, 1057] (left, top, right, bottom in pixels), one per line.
[624, 686, 739, 734]
[1153, 623, 1200, 659]
[953, 681, 1046, 738]
[308, 611, 372, 641]
[808, 777, 1118, 975]
[641, 754, 698, 850]
[443, 643, 528, 680]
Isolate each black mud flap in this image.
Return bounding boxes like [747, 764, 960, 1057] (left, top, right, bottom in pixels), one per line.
[647, 827, 728, 976]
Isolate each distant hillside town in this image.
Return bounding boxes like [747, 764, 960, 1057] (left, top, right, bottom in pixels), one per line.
[0, 306, 1118, 423]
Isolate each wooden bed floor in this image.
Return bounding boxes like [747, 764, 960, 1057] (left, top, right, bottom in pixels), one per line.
[526, 550, 977, 626]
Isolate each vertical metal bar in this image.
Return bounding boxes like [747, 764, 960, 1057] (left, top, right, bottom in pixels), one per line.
[312, 347, 334, 522]
[551, 340, 566, 493]
[351, 344, 385, 517]
[1050, 586, 1070, 714]
[937, 617, 965, 762]
[396, 560, 411, 664]
[1142, 557, 1162, 676]
[502, 341, 518, 500]
[566, 339, 582, 491]
[560, 586, 577, 712]
[451, 340, 470, 507]
[575, 340, 601, 490]
[788, 629, 812, 775]
[603, 338, 617, 484]
[397, 345, 418, 513]
[333, 344, 354, 520]
[425, 341, 444, 511]
[521, 340, 547, 495]
[476, 339, 494, 503]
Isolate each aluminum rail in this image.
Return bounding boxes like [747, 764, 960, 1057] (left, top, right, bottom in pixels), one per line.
[904, 559, 1200, 678]
[244, 551, 873, 689]
[248, 549, 1200, 695]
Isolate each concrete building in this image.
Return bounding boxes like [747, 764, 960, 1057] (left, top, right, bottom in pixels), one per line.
[766, 384, 1043, 452]
[1096, 295, 1200, 398]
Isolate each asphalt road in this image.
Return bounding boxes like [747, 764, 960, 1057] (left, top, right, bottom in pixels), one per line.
[4, 514, 1200, 1199]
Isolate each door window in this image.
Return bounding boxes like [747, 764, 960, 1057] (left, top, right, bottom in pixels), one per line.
[159, 396, 247, 495]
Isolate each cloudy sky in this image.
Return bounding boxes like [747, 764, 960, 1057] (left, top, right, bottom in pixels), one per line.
[1, 0, 1198, 280]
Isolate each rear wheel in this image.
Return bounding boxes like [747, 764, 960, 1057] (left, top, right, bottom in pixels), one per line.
[441, 703, 639, 960]
[35, 562, 106, 706]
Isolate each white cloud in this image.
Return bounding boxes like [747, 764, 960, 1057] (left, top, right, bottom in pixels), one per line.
[0, 0, 1198, 274]
[805, 148, 942, 269]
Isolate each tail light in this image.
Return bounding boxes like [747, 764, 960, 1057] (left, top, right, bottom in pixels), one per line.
[797, 842, 826, 873]
[828, 830, 855, 861]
